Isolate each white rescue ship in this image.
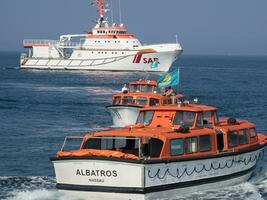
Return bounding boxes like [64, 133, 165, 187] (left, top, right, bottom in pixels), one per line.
[20, 0, 182, 71]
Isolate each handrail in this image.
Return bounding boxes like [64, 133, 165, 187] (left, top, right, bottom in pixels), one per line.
[61, 136, 84, 151]
[23, 39, 59, 45]
[23, 39, 83, 48]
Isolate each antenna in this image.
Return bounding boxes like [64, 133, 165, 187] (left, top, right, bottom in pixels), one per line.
[110, 0, 114, 24]
[175, 34, 178, 44]
[119, 0, 122, 24]
[99, 0, 104, 18]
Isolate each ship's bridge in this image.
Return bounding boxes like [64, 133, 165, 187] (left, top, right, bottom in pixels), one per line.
[93, 26, 127, 35]
[89, 25, 136, 39]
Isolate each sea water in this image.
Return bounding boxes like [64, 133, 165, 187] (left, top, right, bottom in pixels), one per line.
[0, 52, 267, 200]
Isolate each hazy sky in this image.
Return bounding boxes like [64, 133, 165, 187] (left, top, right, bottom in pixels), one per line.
[0, 0, 266, 55]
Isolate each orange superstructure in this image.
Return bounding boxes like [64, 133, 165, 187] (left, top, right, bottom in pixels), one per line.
[109, 80, 184, 108]
[52, 100, 266, 198]
[57, 102, 267, 161]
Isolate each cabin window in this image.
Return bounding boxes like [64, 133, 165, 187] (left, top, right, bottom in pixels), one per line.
[170, 139, 184, 156]
[143, 138, 163, 158]
[250, 128, 257, 143]
[136, 97, 148, 106]
[129, 85, 138, 92]
[214, 111, 219, 125]
[83, 136, 140, 156]
[250, 128, 256, 137]
[149, 98, 160, 106]
[185, 137, 198, 153]
[140, 85, 152, 93]
[62, 137, 84, 151]
[228, 131, 238, 147]
[122, 96, 133, 104]
[196, 113, 204, 128]
[203, 112, 213, 128]
[173, 111, 195, 127]
[163, 98, 172, 105]
[238, 129, 249, 145]
[84, 137, 101, 149]
[136, 111, 154, 125]
[199, 135, 211, 152]
[114, 137, 127, 148]
[113, 96, 121, 105]
[101, 137, 114, 149]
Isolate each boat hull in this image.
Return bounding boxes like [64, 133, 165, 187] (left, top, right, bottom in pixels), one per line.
[20, 50, 182, 72]
[58, 171, 252, 200]
[106, 105, 142, 127]
[51, 146, 265, 200]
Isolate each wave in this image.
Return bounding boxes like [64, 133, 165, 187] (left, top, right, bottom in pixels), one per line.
[5, 189, 81, 200]
[1, 167, 267, 200]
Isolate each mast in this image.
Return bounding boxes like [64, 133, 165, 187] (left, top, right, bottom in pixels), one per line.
[98, 0, 104, 18]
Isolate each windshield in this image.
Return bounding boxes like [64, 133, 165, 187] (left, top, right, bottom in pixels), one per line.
[129, 85, 154, 93]
[83, 136, 163, 158]
[122, 96, 133, 104]
[136, 97, 148, 106]
[173, 111, 196, 127]
[83, 136, 140, 156]
[136, 111, 154, 125]
[113, 96, 121, 105]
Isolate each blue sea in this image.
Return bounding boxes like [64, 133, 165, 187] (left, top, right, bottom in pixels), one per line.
[0, 52, 267, 199]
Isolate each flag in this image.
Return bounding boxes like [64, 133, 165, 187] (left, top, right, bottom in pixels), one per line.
[150, 59, 159, 69]
[157, 68, 180, 89]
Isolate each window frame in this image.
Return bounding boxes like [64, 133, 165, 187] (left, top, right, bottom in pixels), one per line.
[136, 97, 148, 106]
[199, 135, 211, 152]
[136, 110, 155, 125]
[113, 96, 121, 105]
[149, 98, 160, 106]
[228, 131, 238, 147]
[238, 129, 249, 145]
[170, 138, 184, 156]
[172, 111, 196, 127]
[122, 96, 133, 105]
[185, 137, 198, 154]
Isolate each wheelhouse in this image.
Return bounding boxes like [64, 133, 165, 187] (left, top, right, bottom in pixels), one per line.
[112, 94, 161, 107]
[127, 80, 157, 93]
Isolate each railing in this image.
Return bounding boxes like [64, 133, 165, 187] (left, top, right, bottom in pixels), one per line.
[61, 136, 84, 151]
[58, 41, 83, 48]
[23, 39, 59, 46]
[23, 39, 83, 48]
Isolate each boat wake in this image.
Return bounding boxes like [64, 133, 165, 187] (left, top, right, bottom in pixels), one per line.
[0, 176, 81, 200]
[178, 161, 267, 200]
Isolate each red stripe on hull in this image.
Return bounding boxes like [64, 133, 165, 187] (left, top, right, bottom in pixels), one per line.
[135, 54, 142, 63]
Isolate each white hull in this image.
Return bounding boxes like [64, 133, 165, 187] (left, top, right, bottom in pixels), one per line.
[51, 147, 265, 200]
[59, 172, 252, 200]
[21, 49, 181, 72]
[106, 105, 141, 127]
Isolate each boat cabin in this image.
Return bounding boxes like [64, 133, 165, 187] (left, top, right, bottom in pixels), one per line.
[110, 80, 183, 107]
[57, 103, 263, 161]
[112, 93, 161, 107]
[127, 80, 157, 93]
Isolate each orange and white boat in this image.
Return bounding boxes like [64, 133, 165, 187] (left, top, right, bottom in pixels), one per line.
[106, 80, 183, 127]
[51, 101, 267, 200]
[107, 80, 183, 127]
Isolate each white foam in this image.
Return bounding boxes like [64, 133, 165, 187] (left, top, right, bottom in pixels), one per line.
[6, 189, 82, 200]
[178, 182, 264, 200]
